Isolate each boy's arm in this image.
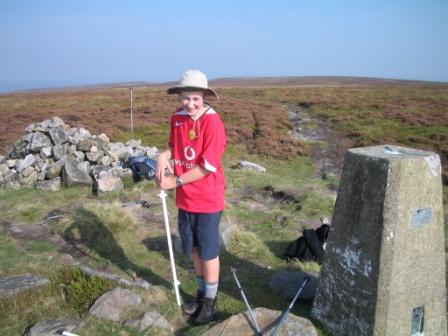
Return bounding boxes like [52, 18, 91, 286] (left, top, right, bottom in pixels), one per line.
[159, 165, 209, 190]
[156, 149, 173, 184]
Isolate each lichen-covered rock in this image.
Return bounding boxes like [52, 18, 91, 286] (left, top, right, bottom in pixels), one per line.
[22, 166, 35, 177]
[86, 151, 104, 163]
[49, 116, 65, 128]
[22, 170, 38, 186]
[107, 142, 132, 161]
[0, 163, 9, 175]
[36, 178, 61, 191]
[97, 133, 110, 144]
[26, 318, 80, 336]
[93, 175, 124, 194]
[16, 154, 36, 172]
[30, 132, 52, 152]
[46, 158, 65, 179]
[0, 274, 50, 297]
[203, 307, 317, 336]
[77, 139, 97, 152]
[73, 150, 85, 161]
[52, 144, 67, 161]
[237, 160, 266, 173]
[40, 146, 52, 159]
[0, 171, 20, 189]
[269, 271, 319, 302]
[89, 287, 142, 321]
[48, 126, 68, 145]
[125, 311, 173, 332]
[6, 159, 16, 168]
[100, 155, 112, 166]
[62, 160, 92, 186]
[126, 139, 141, 148]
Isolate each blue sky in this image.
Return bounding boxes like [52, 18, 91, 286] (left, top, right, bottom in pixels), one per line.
[0, 0, 447, 92]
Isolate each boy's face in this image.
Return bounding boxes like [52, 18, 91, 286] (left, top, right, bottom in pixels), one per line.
[180, 91, 205, 117]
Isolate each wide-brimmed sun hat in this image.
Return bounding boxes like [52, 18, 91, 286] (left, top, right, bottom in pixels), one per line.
[167, 69, 219, 98]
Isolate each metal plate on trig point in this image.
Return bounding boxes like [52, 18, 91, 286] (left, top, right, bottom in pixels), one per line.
[410, 208, 432, 228]
[411, 305, 424, 335]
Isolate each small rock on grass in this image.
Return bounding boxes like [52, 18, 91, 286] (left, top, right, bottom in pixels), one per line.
[125, 311, 173, 332]
[89, 287, 142, 321]
[26, 319, 80, 336]
[0, 274, 50, 298]
[237, 160, 266, 173]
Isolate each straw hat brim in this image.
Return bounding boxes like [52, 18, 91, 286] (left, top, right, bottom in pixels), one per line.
[167, 86, 219, 98]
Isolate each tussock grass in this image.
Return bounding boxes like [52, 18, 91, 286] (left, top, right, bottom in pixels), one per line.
[287, 259, 321, 274]
[227, 228, 276, 264]
[64, 267, 115, 312]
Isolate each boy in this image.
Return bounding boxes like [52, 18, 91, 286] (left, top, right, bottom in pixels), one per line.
[156, 69, 227, 325]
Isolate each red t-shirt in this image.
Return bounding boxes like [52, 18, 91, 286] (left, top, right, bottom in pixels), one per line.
[168, 105, 227, 213]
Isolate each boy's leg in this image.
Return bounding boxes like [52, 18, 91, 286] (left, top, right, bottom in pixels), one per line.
[195, 211, 221, 325]
[191, 247, 203, 277]
[203, 256, 219, 295]
[179, 212, 205, 315]
[202, 256, 219, 282]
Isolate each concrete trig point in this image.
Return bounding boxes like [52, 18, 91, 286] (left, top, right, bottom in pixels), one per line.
[312, 145, 446, 336]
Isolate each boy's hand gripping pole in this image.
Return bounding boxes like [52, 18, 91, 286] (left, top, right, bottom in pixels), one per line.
[159, 190, 181, 306]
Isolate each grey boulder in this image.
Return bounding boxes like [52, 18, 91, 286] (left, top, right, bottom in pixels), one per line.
[203, 307, 317, 336]
[16, 154, 36, 172]
[30, 132, 52, 152]
[62, 160, 92, 186]
[36, 178, 61, 191]
[48, 126, 68, 145]
[26, 318, 80, 336]
[269, 271, 319, 302]
[125, 311, 173, 332]
[0, 274, 50, 298]
[89, 287, 142, 321]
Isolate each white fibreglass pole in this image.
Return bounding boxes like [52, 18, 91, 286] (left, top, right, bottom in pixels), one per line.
[130, 87, 134, 140]
[62, 332, 80, 336]
[158, 189, 181, 306]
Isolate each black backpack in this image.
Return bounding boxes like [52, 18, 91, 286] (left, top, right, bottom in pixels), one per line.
[284, 224, 330, 264]
[126, 156, 157, 181]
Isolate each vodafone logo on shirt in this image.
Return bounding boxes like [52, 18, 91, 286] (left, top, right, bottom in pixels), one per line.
[174, 146, 197, 169]
[184, 146, 196, 160]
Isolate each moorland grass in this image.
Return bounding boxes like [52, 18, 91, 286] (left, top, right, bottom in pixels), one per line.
[0, 83, 447, 335]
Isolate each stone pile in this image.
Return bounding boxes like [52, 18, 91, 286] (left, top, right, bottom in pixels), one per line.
[0, 116, 157, 192]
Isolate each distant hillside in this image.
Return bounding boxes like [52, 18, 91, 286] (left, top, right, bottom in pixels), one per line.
[2, 76, 447, 95]
[163, 76, 448, 88]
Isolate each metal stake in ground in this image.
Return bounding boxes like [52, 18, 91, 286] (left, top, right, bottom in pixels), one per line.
[159, 189, 182, 306]
[230, 266, 262, 336]
[271, 276, 310, 336]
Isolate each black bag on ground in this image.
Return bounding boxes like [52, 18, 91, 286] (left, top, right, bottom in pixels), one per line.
[284, 224, 330, 264]
[126, 156, 157, 181]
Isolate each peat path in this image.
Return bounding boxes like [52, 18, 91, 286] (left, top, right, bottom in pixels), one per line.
[286, 103, 346, 179]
